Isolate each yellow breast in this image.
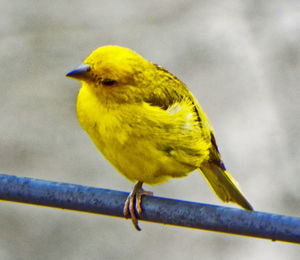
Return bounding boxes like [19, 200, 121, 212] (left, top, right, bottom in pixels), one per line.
[76, 83, 209, 184]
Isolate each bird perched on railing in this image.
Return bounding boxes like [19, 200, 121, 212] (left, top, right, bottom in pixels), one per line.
[66, 45, 253, 231]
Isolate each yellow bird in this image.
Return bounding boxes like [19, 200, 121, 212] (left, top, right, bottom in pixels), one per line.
[66, 45, 253, 231]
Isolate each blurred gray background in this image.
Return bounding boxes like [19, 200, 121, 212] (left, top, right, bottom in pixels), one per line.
[1, 0, 299, 259]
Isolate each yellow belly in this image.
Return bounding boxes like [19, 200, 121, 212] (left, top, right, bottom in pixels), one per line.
[76, 83, 209, 184]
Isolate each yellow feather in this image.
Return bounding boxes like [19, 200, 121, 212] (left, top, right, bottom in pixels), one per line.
[67, 45, 253, 211]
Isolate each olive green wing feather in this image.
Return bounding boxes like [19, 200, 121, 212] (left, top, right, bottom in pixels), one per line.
[142, 64, 213, 166]
[143, 64, 253, 210]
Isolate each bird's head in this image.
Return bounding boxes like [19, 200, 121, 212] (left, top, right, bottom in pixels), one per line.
[66, 45, 182, 106]
[67, 46, 154, 102]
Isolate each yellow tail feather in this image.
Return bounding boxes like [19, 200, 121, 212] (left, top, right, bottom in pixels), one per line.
[199, 162, 253, 210]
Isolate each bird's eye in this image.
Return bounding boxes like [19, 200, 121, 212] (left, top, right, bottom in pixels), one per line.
[102, 79, 117, 86]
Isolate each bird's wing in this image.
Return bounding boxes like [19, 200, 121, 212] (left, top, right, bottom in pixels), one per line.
[140, 65, 218, 167]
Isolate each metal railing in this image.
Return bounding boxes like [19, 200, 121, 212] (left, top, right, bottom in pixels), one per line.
[0, 173, 299, 243]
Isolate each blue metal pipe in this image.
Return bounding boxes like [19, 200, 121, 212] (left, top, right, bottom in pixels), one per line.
[0, 173, 299, 243]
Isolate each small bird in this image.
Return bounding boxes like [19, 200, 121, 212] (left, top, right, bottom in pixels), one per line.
[66, 45, 253, 231]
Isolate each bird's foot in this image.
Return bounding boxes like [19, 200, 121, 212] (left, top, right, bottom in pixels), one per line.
[123, 181, 153, 231]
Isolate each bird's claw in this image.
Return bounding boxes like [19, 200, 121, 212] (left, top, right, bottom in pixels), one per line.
[123, 181, 153, 231]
